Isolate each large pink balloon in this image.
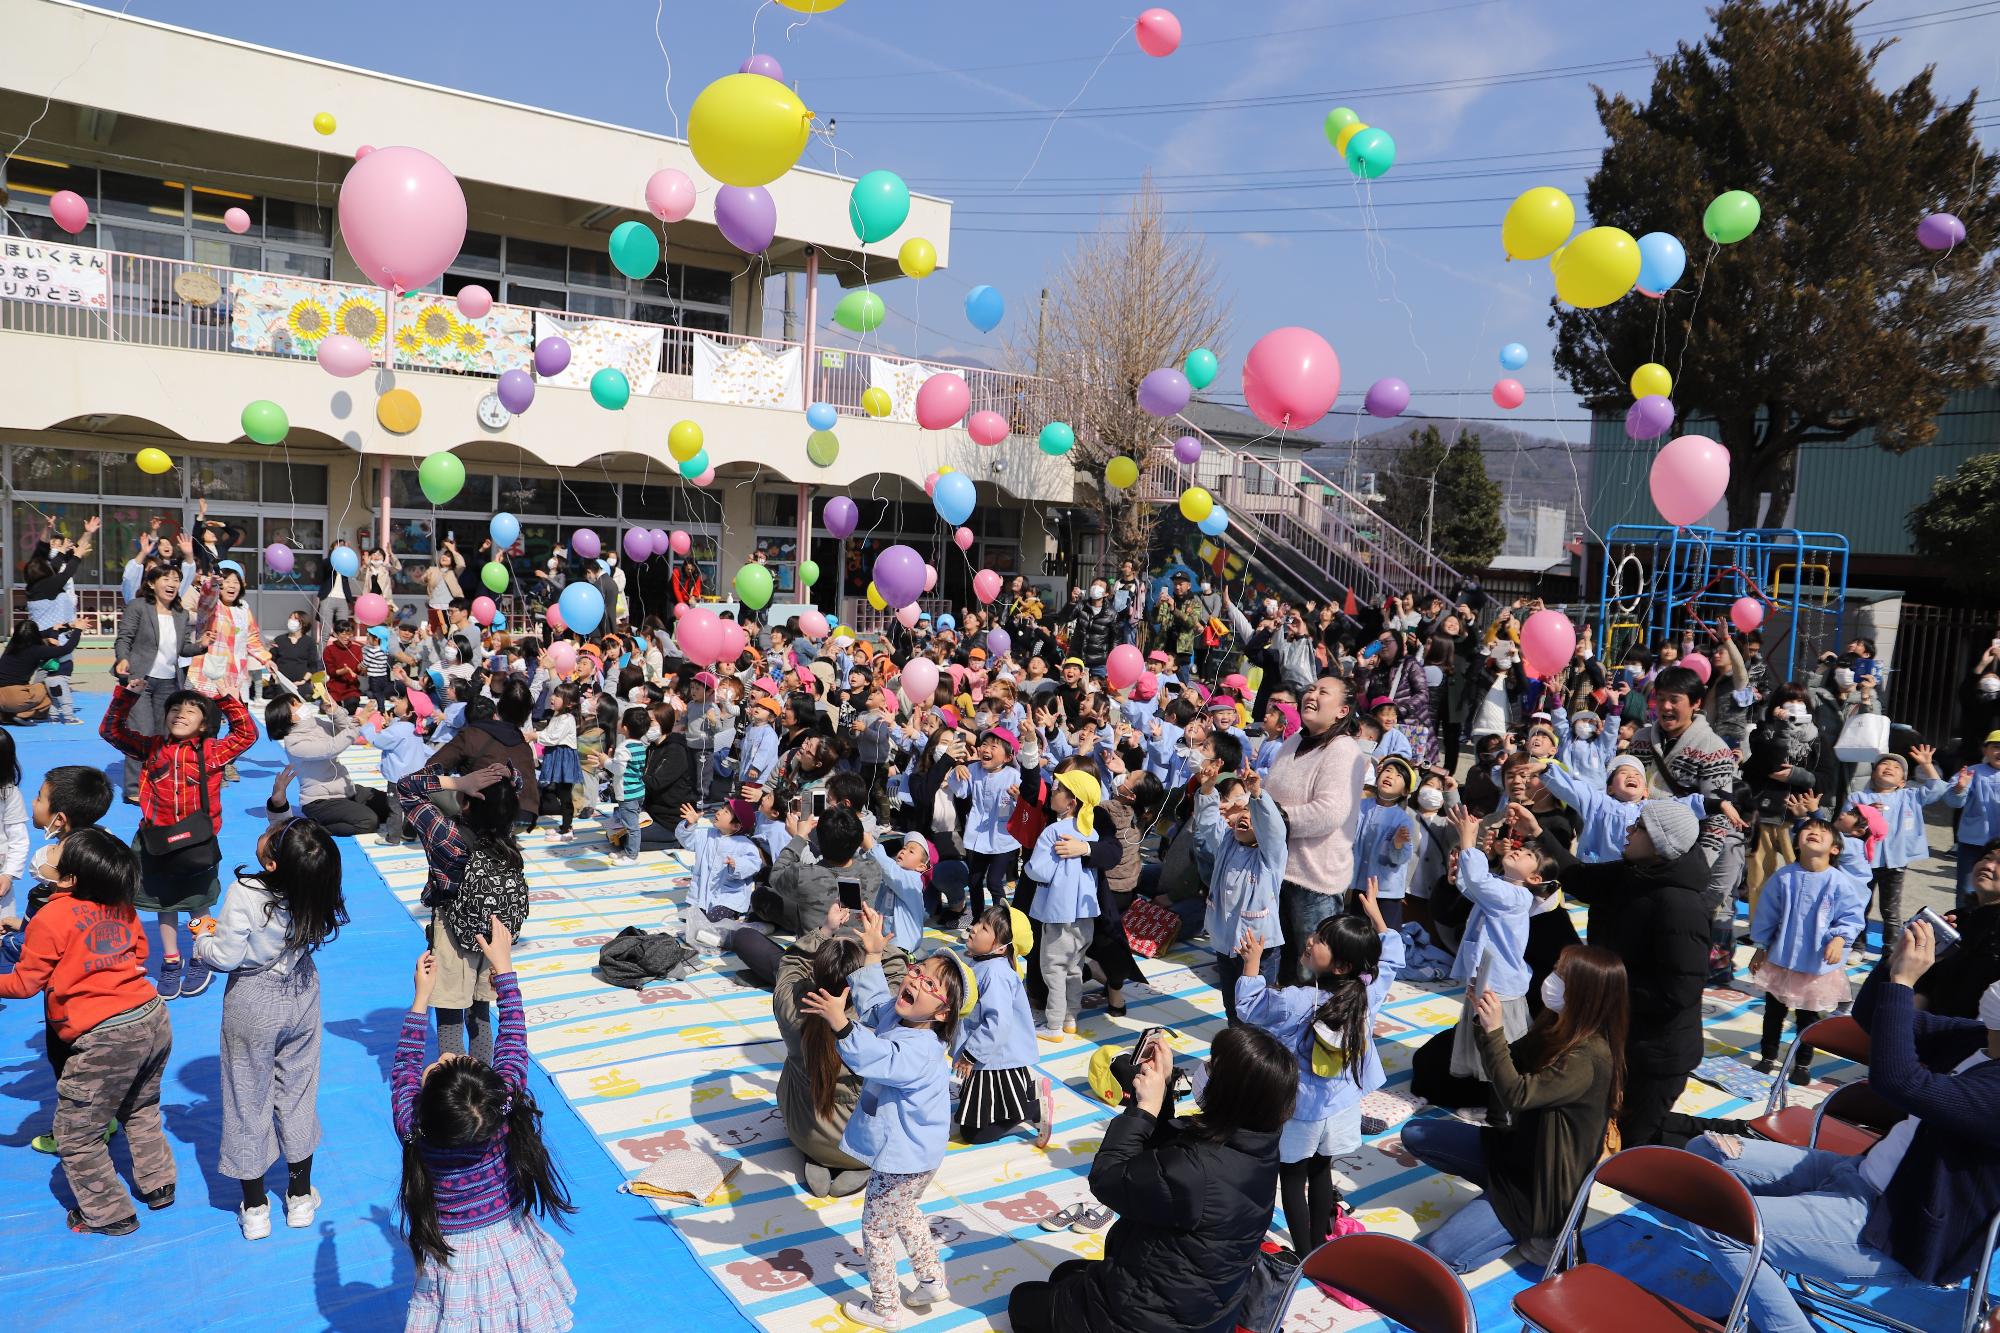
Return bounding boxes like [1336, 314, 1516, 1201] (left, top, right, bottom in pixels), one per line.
[316, 333, 372, 378]
[896, 603, 922, 629]
[1519, 609, 1577, 680]
[645, 168, 696, 223]
[353, 593, 389, 627]
[1241, 326, 1340, 430]
[470, 595, 497, 625]
[972, 569, 1003, 604]
[1649, 434, 1731, 527]
[1730, 596, 1765, 634]
[719, 621, 749, 664]
[798, 610, 830, 640]
[338, 146, 468, 290]
[901, 657, 940, 706]
[1135, 7, 1182, 56]
[678, 607, 724, 664]
[967, 410, 1008, 446]
[546, 641, 579, 675]
[1106, 643, 1145, 690]
[456, 284, 492, 319]
[915, 373, 970, 431]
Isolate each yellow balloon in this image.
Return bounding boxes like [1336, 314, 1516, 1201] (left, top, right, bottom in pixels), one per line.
[938, 465, 954, 475]
[1105, 456, 1139, 489]
[861, 386, 892, 418]
[1179, 486, 1214, 523]
[1630, 362, 1673, 400]
[898, 237, 937, 280]
[669, 419, 704, 463]
[1334, 121, 1370, 157]
[777, 0, 844, 9]
[1501, 186, 1575, 261]
[376, 387, 422, 434]
[1551, 226, 1641, 309]
[687, 73, 813, 188]
[135, 447, 173, 475]
[866, 581, 887, 612]
[312, 111, 336, 136]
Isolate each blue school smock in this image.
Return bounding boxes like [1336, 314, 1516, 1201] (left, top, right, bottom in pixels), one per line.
[738, 722, 779, 787]
[1848, 778, 1949, 869]
[836, 963, 951, 1175]
[1252, 736, 1283, 778]
[1195, 790, 1285, 954]
[1023, 818, 1099, 924]
[869, 844, 927, 952]
[1551, 708, 1618, 790]
[1375, 727, 1413, 763]
[953, 954, 1039, 1070]
[1235, 929, 1405, 1122]
[1352, 800, 1418, 899]
[1750, 861, 1869, 975]
[1542, 761, 1705, 864]
[674, 822, 760, 915]
[1451, 849, 1534, 998]
[1946, 763, 2000, 845]
[949, 763, 1021, 854]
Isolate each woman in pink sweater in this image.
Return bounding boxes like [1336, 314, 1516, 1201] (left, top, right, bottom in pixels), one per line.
[1263, 675, 1368, 984]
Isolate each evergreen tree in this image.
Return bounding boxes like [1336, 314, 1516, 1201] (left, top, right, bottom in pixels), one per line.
[1910, 451, 2000, 592]
[1378, 426, 1505, 568]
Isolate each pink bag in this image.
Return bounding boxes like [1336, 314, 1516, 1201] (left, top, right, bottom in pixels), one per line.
[1314, 1210, 1372, 1311]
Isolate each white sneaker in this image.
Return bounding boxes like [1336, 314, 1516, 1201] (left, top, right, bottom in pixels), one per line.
[840, 1297, 901, 1329]
[239, 1202, 272, 1240]
[903, 1277, 950, 1310]
[284, 1187, 322, 1228]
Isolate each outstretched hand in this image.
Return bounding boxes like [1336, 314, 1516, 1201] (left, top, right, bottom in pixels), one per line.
[799, 986, 851, 1030]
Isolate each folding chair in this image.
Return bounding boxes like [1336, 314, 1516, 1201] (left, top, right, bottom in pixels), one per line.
[1512, 1145, 1762, 1333]
[1790, 1207, 2000, 1333]
[1748, 1015, 1871, 1150]
[1267, 1232, 1476, 1333]
[1804, 1079, 1905, 1156]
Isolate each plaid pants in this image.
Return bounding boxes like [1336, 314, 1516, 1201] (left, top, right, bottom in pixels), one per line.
[58, 1001, 175, 1226]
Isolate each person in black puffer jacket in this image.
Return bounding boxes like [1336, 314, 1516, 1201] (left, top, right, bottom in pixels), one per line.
[1007, 1025, 1294, 1333]
[1072, 580, 1118, 674]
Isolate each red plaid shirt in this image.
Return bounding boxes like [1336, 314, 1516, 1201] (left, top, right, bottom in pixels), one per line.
[101, 688, 257, 832]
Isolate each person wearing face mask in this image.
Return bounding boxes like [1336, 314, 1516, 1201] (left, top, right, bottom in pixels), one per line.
[1744, 686, 1825, 916]
[1403, 946, 1629, 1275]
[263, 694, 390, 836]
[266, 609, 321, 700]
[1070, 581, 1118, 676]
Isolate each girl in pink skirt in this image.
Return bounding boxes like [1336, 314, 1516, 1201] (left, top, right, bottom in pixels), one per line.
[1748, 812, 1868, 1086]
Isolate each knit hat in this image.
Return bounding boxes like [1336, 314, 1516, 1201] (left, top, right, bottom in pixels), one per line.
[1055, 769, 1103, 837]
[1872, 751, 1907, 775]
[1849, 802, 1887, 863]
[1638, 798, 1700, 860]
[1272, 701, 1301, 739]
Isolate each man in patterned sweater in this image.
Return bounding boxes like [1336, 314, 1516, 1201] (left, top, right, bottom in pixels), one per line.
[1627, 663, 1749, 985]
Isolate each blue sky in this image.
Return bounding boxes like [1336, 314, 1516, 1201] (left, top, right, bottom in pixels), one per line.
[113, 0, 1998, 435]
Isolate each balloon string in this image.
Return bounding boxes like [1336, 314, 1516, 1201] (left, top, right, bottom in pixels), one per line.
[654, 0, 681, 139]
[1011, 20, 1129, 193]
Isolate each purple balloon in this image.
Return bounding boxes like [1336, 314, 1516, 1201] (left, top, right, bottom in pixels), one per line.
[823, 495, 859, 539]
[1137, 367, 1192, 418]
[1172, 435, 1202, 466]
[264, 542, 295, 576]
[622, 528, 653, 562]
[987, 627, 1011, 659]
[1918, 211, 1966, 252]
[715, 185, 777, 254]
[872, 543, 927, 608]
[571, 528, 601, 561]
[739, 52, 784, 81]
[533, 336, 571, 377]
[1364, 376, 1411, 418]
[649, 527, 670, 557]
[1624, 393, 1675, 441]
[497, 368, 535, 414]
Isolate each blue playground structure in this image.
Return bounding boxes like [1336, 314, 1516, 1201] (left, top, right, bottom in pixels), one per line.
[1596, 525, 1851, 680]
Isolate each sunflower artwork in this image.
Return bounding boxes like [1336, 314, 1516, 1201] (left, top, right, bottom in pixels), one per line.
[227, 273, 386, 360]
[391, 293, 531, 375]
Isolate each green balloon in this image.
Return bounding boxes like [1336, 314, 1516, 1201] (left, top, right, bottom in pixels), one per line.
[1183, 347, 1219, 390]
[1323, 106, 1360, 146]
[798, 559, 820, 588]
[241, 399, 288, 445]
[417, 451, 466, 505]
[734, 561, 775, 611]
[608, 220, 661, 280]
[590, 367, 630, 410]
[1345, 127, 1396, 180]
[679, 448, 709, 479]
[834, 289, 886, 333]
[480, 560, 510, 593]
[848, 169, 911, 244]
[806, 429, 840, 467]
[1703, 190, 1761, 245]
[1038, 421, 1075, 456]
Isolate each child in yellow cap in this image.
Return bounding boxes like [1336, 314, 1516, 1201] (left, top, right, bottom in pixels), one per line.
[952, 906, 1054, 1147]
[1023, 769, 1101, 1041]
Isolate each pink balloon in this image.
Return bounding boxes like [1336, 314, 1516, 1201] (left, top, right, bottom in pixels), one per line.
[670, 529, 692, 556]
[1135, 7, 1182, 56]
[924, 472, 940, 497]
[1492, 378, 1526, 409]
[972, 569, 1002, 604]
[1730, 596, 1765, 634]
[901, 657, 940, 706]
[455, 284, 493, 319]
[672, 603, 687, 621]
[1241, 326, 1340, 430]
[49, 189, 89, 234]
[1519, 609, 1577, 680]
[315, 333, 372, 378]
[967, 410, 1008, 446]
[1106, 643, 1145, 690]
[915, 372, 970, 430]
[645, 168, 696, 223]
[406, 687, 435, 719]
[694, 466, 715, 487]
[353, 593, 389, 627]
[896, 603, 921, 629]
[1649, 434, 1731, 527]
[798, 610, 830, 640]
[546, 641, 579, 675]
[924, 563, 938, 592]
[1686, 653, 1714, 685]
[678, 607, 723, 664]
[223, 207, 252, 235]
[354, 144, 375, 160]
[954, 526, 974, 551]
[719, 622, 749, 664]
[471, 595, 497, 625]
[337, 145, 468, 290]
[546, 604, 567, 632]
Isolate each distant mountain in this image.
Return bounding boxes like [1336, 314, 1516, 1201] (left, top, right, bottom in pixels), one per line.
[1302, 418, 1594, 506]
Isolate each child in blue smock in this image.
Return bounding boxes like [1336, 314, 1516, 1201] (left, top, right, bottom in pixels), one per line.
[1234, 883, 1403, 1254]
[1945, 734, 2000, 911]
[736, 693, 781, 789]
[362, 693, 433, 845]
[868, 831, 931, 953]
[1550, 704, 1617, 790]
[1353, 756, 1419, 927]
[1750, 812, 1868, 1082]
[1022, 768, 1102, 1041]
[1844, 743, 1949, 952]
[1543, 754, 1707, 863]
[1195, 770, 1286, 1023]
[674, 796, 763, 952]
[1445, 805, 1551, 1081]
[951, 905, 1051, 1146]
[798, 903, 963, 1329]
[947, 728, 1021, 917]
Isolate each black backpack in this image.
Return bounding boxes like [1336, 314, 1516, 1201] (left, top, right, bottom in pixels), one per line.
[597, 926, 698, 989]
[439, 844, 530, 953]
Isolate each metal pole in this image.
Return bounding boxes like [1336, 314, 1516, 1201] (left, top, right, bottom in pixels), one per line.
[782, 271, 797, 343]
[797, 483, 811, 611]
[801, 248, 819, 410]
[378, 456, 392, 557]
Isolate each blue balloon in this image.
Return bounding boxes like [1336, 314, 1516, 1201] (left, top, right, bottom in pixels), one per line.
[826, 614, 839, 628]
[329, 546, 360, 578]
[492, 612, 506, 631]
[806, 401, 838, 432]
[489, 512, 520, 550]
[1499, 342, 1529, 371]
[1198, 507, 1230, 537]
[1636, 232, 1687, 294]
[964, 285, 1005, 333]
[557, 581, 606, 636]
[932, 471, 977, 526]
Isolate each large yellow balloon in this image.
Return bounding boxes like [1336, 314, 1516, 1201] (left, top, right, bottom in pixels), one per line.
[866, 581, 887, 612]
[1179, 486, 1214, 523]
[1630, 363, 1673, 400]
[1105, 456, 1139, 489]
[1334, 121, 1370, 157]
[688, 74, 813, 188]
[777, 0, 845, 9]
[135, 447, 173, 475]
[669, 419, 704, 463]
[898, 237, 936, 280]
[861, 386, 892, 418]
[1501, 186, 1576, 261]
[1551, 226, 1641, 309]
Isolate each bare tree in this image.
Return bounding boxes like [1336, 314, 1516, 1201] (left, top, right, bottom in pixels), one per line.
[1011, 181, 1230, 570]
